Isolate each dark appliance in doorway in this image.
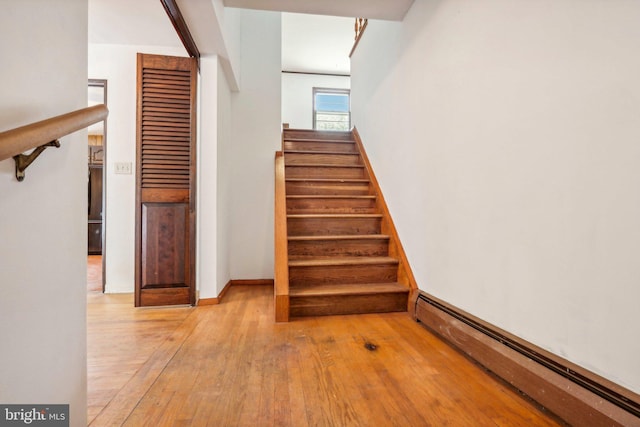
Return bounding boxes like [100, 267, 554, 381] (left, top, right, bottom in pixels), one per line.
[88, 160, 103, 255]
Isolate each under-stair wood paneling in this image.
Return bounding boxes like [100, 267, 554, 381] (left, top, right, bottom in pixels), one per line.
[275, 127, 418, 319]
[135, 53, 197, 307]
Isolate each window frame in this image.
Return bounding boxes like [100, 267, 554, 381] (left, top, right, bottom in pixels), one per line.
[312, 87, 351, 131]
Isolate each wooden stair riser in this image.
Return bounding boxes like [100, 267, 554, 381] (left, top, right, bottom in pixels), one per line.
[289, 292, 408, 317]
[287, 216, 381, 236]
[286, 180, 370, 196]
[285, 165, 366, 179]
[284, 140, 357, 153]
[289, 263, 398, 287]
[285, 152, 362, 166]
[286, 197, 377, 214]
[283, 130, 353, 141]
[288, 237, 390, 258]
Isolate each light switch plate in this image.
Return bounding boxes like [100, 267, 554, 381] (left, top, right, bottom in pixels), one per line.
[114, 162, 132, 174]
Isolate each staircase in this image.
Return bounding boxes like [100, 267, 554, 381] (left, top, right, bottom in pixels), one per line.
[275, 128, 416, 320]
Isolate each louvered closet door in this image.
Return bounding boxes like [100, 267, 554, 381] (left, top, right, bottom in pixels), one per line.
[135, 53, 197, 307]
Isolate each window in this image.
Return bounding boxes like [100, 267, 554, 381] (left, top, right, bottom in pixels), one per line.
[313, 88, 350, 131]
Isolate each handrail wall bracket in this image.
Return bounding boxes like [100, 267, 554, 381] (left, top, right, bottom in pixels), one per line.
[13, 140, 61, 182]
[0, 104, 108, 182]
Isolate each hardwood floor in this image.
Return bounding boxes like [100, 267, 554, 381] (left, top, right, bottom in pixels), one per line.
[87, 255, 102, 293]
[87, 285, 562, 426]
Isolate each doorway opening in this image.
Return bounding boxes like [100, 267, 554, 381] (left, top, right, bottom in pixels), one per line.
[88, 79, 107, 293]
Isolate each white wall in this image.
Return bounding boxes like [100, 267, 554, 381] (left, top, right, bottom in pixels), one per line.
[197, 55, 219, 299]
[351, 0, 640, 393]
[217, 58, 233, 292]
[222, 7, 242, 85]
[282, 73, 350, 129]
[0, 0, 89, 424]
[88, 43, 186, 293]
[178, 0, 240, 90]
[195, 53, 240, 298]
[228, 9, 282, 280]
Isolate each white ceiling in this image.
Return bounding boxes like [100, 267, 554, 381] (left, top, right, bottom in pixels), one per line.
[88, 0, 413, 75]
[281, 13, 354, 75]
[224, 0, 415, 21]
[89, 0, 183, 48]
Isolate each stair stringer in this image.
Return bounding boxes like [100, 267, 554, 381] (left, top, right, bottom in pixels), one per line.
[274, 151, 290, 322]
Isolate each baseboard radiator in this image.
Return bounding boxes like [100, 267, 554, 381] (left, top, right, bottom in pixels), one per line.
[414, 292, 640, 427]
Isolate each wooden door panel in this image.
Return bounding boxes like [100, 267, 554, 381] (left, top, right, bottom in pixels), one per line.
[136, 53, 196, 307]
[141, 203, 188, 288]
[140, 287, 190, 306]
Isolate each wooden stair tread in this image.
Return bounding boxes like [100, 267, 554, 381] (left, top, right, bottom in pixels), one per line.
[290, 282, 408, 297]
[287, 195, 375, 199]
[284, 138, 355, 143]
[284, 129, 351, 132]
[288, 234, 389, 241]
[285, 163, 364, 168]
[289, 256, 398, 268]
[287, 213, 382, 219]
[284, 130, 351, 135]
[285, 178, 369, 183]
[284, 150, 360, 156]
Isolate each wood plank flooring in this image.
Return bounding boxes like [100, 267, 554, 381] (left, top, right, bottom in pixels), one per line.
[87, 255, 102, 292]
[87, 285, 563, 426]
